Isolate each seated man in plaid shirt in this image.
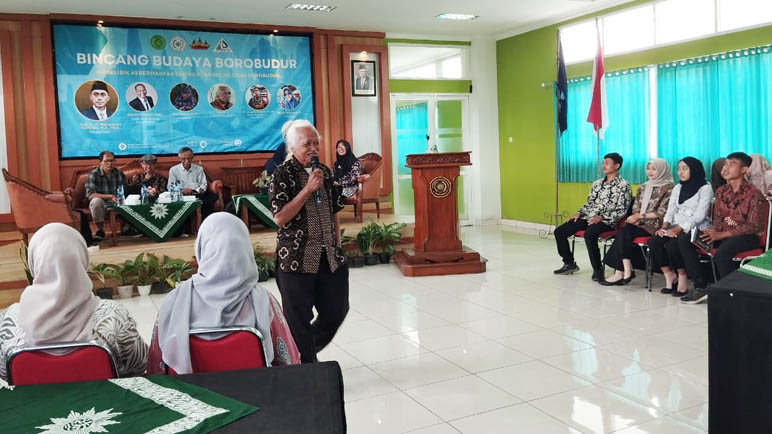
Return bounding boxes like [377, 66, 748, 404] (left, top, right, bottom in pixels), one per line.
[85, 150, 127, 242]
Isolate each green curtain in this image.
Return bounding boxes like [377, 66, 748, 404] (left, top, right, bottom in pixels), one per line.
[395, 102, 428, 175]
[559, 67, 650, 184]
[658, 46, 772, 178]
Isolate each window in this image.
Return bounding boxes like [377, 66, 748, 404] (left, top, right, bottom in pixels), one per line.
[604, 5, 655, 56]
[655, 0, 716, 44]
[560, 21, 597, 64]
[388, 45, 469, 79]
[718, 0, 772, 31]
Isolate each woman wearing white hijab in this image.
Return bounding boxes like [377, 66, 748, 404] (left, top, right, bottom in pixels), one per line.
[152, 212, 299, 375]
[601, 158, 674, 286]
[0, 223, 148, 381]
[747, 154, 772, 197]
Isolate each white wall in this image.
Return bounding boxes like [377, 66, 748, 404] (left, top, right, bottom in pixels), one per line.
[468, 37, 502, 223]
[0, 51, 10, 214]
[350, 52, 382, 156]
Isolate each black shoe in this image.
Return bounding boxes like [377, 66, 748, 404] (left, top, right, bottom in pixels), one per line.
[121, 228, 142, 238]
[680, 288, 708, 304]
[554, 263, 579, 275]
[660, 286, 675, 294]
[591, 272, 603, 282]
[672, 289, 688, 297]
[599, 278, 628, 286]
[93, 229, 105, 242]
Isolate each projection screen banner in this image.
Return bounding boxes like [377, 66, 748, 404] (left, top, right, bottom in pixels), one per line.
[53, 24, 314, 158]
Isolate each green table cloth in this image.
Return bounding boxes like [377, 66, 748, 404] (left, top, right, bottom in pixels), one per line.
[113, 201, 201, 242]
[739, 250, 772, 281]
[232, 194, 278, 230]
[0, 375, 256, 434]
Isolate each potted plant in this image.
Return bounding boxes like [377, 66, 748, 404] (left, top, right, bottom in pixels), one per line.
[146, 253, 170, 294]
[103, 262, 136, 299]
[341, 228, 364, 268]
[377, 222, 406, 264]
[132, 252, 154, 296]
[89, 263, 114, 299]
[163, 257, 196, 289]
[356, 221, 380, 266]
[19, 241, 32, 285]
[252, 170, 271, 195]
[253, 244, 275, 282]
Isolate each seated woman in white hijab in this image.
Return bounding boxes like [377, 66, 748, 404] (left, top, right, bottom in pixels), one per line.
[747, 153, 772, 197]
[0, 223, 148, 381]
[148, 212, 300, 375]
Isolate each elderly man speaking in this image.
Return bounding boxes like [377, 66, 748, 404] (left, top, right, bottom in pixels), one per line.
[269, 119, 349, 363]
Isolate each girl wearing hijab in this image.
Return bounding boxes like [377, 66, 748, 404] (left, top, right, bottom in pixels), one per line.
[332, 139, 362, 198]
[0, 223, 148, 381]
[648, 157, 713, 296]
[711, 157, 727, 193]
[747, 153, 772, 197]
[149, 212, 299, 375]
[601, 158, 674, 286]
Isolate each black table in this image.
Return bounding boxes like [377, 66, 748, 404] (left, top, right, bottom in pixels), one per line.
[708, 271, 772, 433]
[178, 361, 347, 434]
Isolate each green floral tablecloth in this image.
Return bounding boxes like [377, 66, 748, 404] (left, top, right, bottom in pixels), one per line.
[232, 194, 278, 230]
[113, 200, 201, 242]
[739, 249, 772, 281]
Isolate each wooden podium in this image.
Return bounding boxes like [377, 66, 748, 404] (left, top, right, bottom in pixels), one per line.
[395, 152, 486, 277]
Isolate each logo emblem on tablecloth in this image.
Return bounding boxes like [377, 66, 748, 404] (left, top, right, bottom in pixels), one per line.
[150, 203, 169, 219]
[429, 176, 452, 198]
[36, 407, 122, 434]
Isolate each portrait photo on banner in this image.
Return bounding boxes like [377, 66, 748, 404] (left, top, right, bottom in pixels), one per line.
[74, 80, 119, 121]
[351, 60, 376, 97]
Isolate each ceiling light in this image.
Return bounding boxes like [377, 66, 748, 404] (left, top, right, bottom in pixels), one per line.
[286, 3, 337, 12]
[436, 13, 478, 21]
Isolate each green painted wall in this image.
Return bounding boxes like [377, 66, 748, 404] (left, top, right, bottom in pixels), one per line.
[497, 2, 772, 224]
[389, 79, 471, 94]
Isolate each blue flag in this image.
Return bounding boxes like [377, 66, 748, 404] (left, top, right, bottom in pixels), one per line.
[556, 36, 568, 134]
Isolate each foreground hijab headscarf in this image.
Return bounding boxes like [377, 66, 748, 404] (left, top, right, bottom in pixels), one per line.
[639, 158, 673, 213]
[157, 213, 274, 374]
[678, 157, 708, 204]
[19, 223, 98, 345]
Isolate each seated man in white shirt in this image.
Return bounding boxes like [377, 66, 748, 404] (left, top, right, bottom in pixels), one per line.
[167, 147, 219, 219]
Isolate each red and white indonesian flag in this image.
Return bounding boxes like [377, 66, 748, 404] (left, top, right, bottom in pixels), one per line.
[586, 20, 608, 139]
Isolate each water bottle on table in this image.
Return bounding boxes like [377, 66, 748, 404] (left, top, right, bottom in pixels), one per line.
[141, 185, 148, 204]
[117, 185, 125, 206]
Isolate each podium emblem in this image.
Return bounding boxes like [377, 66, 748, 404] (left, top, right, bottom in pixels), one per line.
[429, 176, 452, 198]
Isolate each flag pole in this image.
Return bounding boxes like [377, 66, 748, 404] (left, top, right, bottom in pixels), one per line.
[596, 130, 601, 180]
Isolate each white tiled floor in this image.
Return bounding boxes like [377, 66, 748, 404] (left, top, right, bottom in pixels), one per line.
[119, 226, 709, 433]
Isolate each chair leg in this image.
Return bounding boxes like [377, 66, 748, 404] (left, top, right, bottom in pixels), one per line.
[22, 232, 29, 245]
[375, 201, 380, 218]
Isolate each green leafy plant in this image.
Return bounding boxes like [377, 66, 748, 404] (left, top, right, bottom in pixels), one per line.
[102, 262, 136, 286]
[88, 263, 112, 289]
[252, 170, 271, 189]
[19, 241, 33, 285]
[163, 257, 196, 288]
[253, 244, 275, 275]
[356, 220, 381, 256]
[145, 252, 165, 284]
[131, 252, 155, 286]
[376, 222, 406, 255]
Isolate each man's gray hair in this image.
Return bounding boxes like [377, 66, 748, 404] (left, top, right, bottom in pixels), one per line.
[285, 119, 319, 151]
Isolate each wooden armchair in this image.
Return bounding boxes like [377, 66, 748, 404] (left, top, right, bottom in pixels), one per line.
[2, 169, 80, 243]
[221, 166, 265, 196]
[345, 153, 383, 223]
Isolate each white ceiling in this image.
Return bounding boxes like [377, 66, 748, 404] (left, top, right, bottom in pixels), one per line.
[0, 0, 635, 40]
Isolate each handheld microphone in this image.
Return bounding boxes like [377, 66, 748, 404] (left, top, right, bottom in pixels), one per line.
[310, 155, 322, 204]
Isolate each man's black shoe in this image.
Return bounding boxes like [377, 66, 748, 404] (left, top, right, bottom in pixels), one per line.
[554, 263, 579, 275]
[122, 228, 142, 238]
[93, 229, 105, 242]
[592, 273, 603, 282]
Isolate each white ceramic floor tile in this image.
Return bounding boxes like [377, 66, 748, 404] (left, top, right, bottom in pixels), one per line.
[340, 334, 427, 365]
[599, 369, 708, 414]
[661, 356, 708, 386]
[343, 366, 399, 402]
[451, 404, 582, 434]
[345, 391, 442, 434]
[405, 423, 462, 434]
[508, 306, 591, 329]
[403, 325, 487, 352]
[477, 361, 591, 401]
[531, 385, 661, 434]
[435, 340, 532, 373]
[670, 403, 709, 432]
[317, 344, 363, 370]
[333, 318, 396, 344]
[600, 335, 705, 369]
[405, 375, 520, 421]
[370, 309, 451, 334]
[551, 319, 645, 347]
[542, 348, 649, 383]
[459, 315, 540, 340]
[612, 416, 706, 433]
[417, 298, 503, 323]
[653, 324, 708, 353]
[497, 330, 594, 359]
[370, 353, 469, 390]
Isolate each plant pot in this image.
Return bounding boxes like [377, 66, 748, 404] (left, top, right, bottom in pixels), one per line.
[96, 287, 113, 299]
[364, 254, 379, 266]
[350, 256, 365, 268]
[378, 252, 391, 264]
[137, 284, 152, 296]
[117, 285, 134, 299]
[258, 271, 270, 282]
[151, 282, 171, 294]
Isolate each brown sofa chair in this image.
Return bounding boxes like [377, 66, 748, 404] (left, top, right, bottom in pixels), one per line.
[345, 153, 383, 223]
[2, 169, 80, 243]
[221, 166, 266, 196]
[65, 160, 224, 239]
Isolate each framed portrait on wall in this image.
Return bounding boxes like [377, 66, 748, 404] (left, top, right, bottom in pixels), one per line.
[351, 60, 376, 97]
